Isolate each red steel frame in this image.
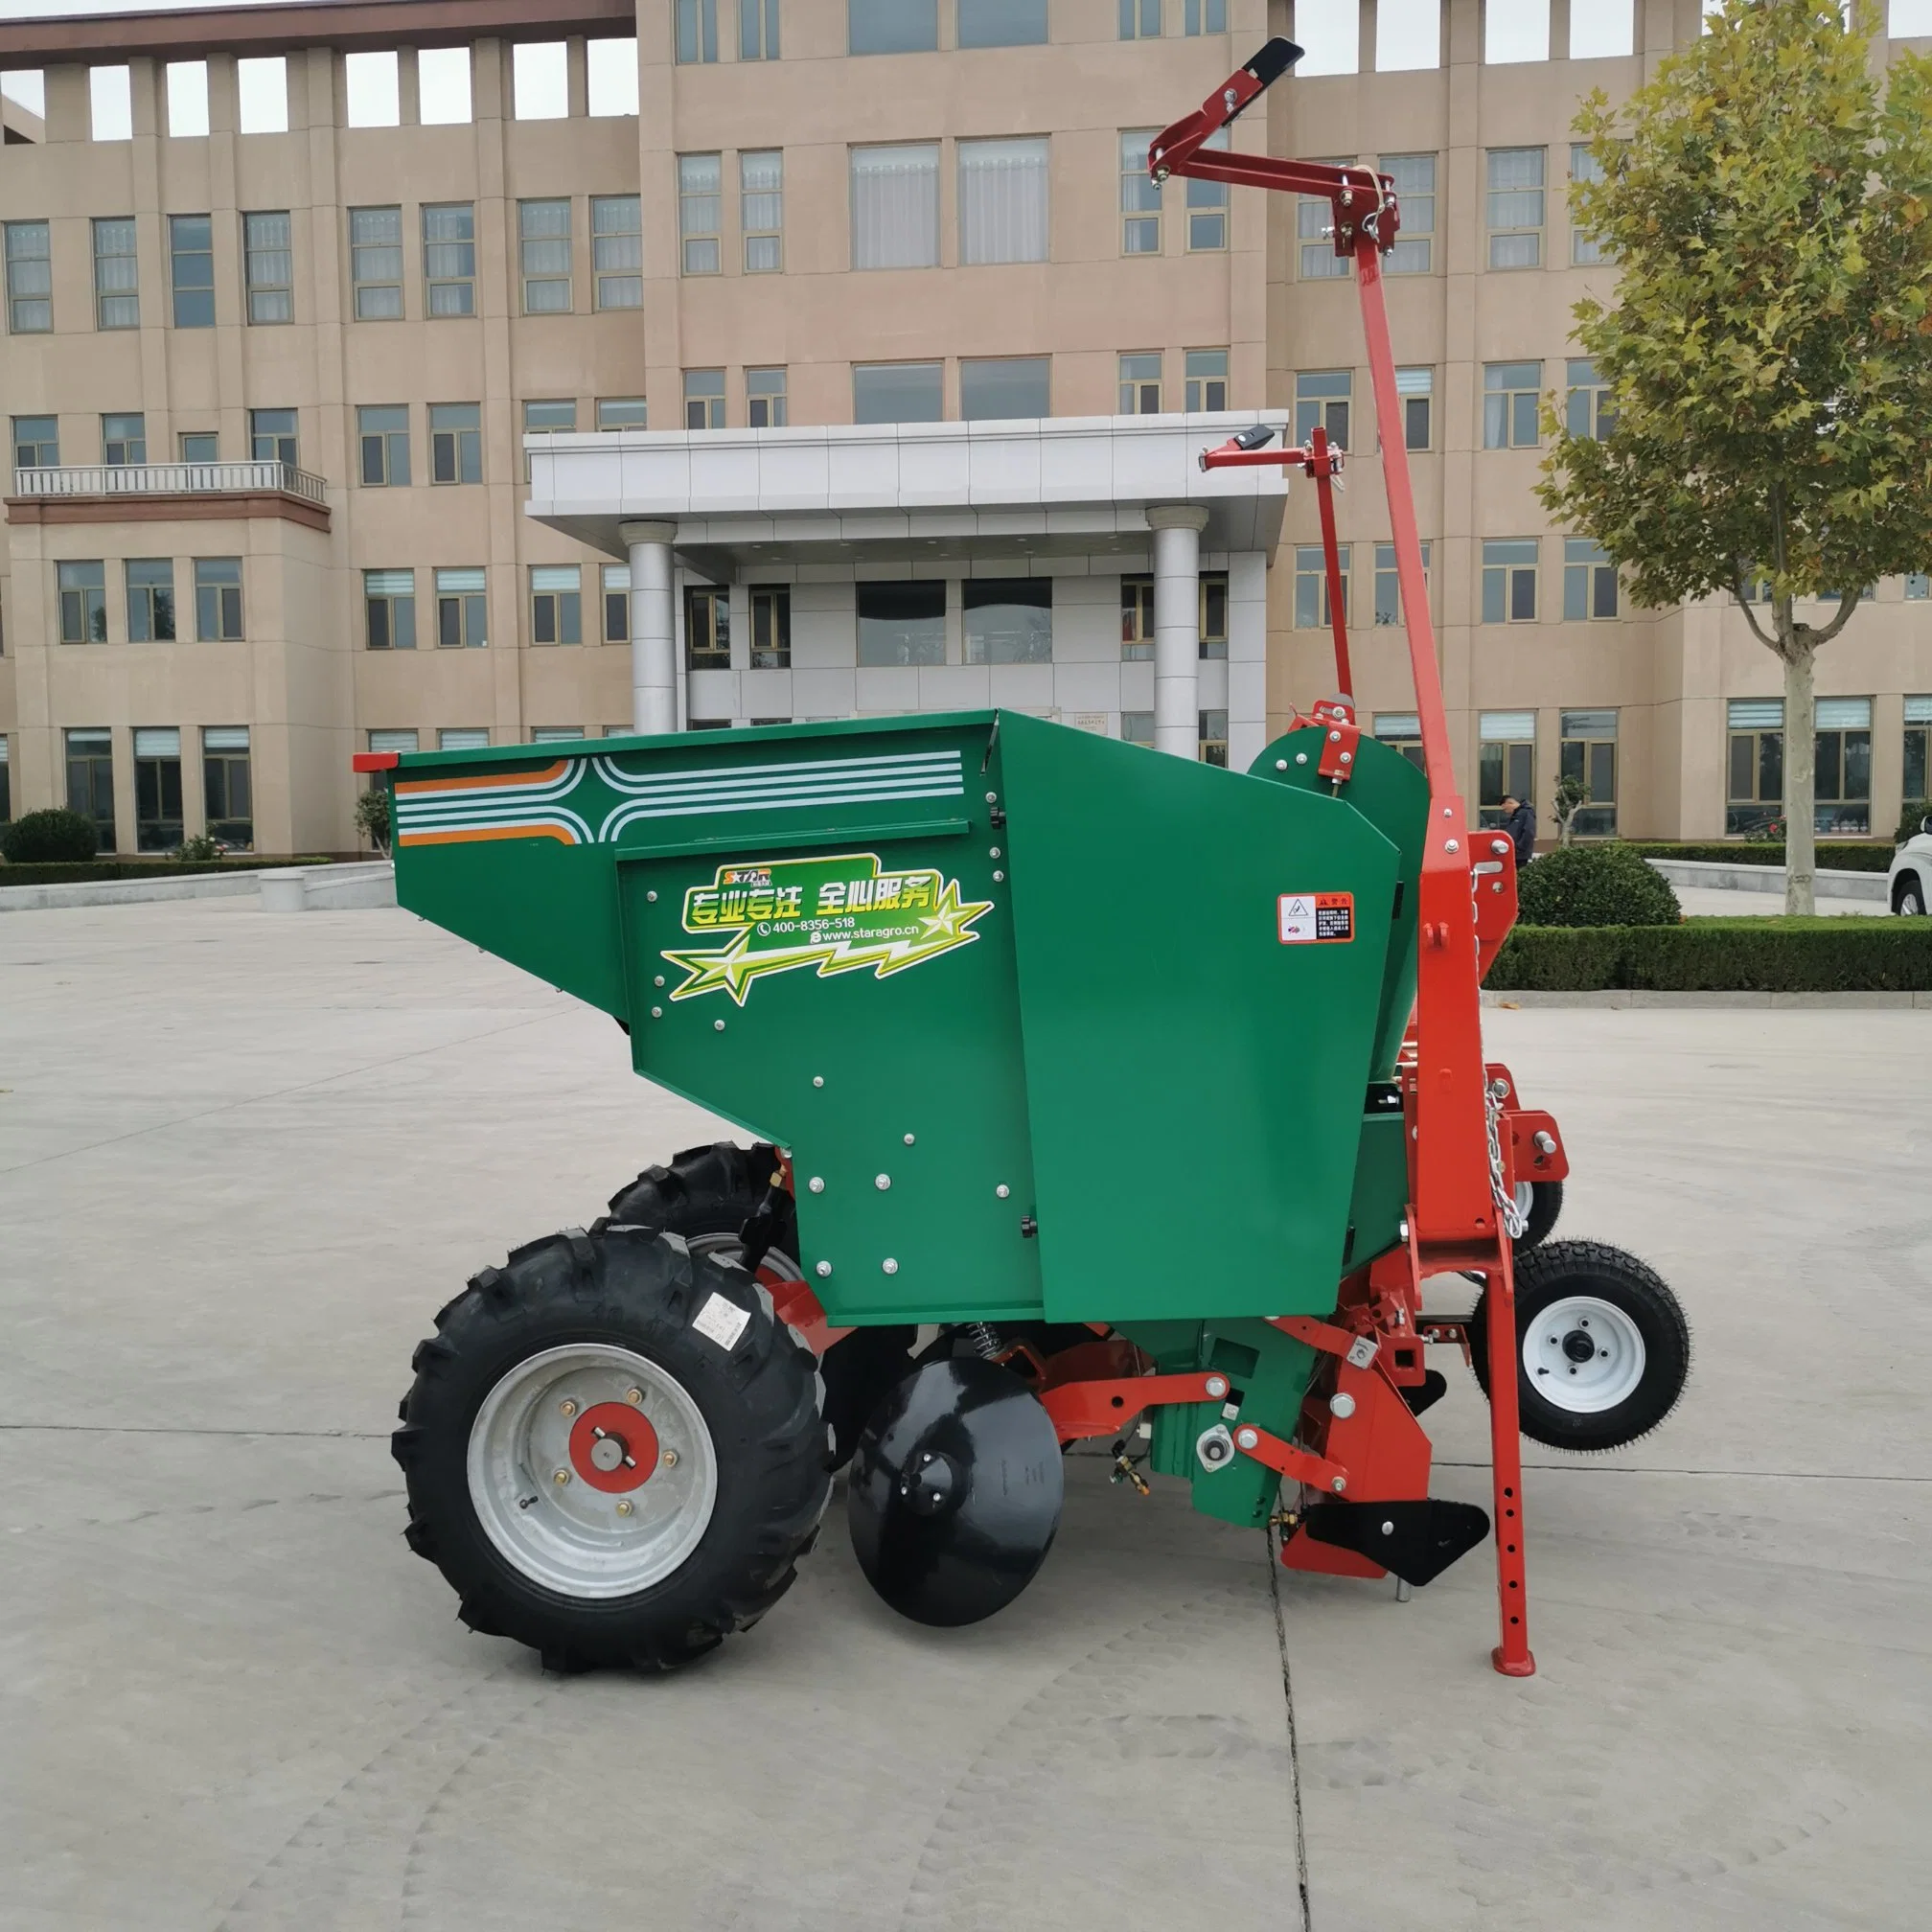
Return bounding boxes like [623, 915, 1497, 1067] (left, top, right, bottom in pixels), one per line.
[1150, 40, 1535, 1675]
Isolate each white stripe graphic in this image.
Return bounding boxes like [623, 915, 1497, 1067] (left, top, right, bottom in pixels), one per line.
[593, 749, 961, 797]
[600, 782, 963, 842]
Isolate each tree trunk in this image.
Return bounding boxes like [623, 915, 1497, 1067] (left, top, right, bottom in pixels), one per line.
[1782, 641, 1817, 917]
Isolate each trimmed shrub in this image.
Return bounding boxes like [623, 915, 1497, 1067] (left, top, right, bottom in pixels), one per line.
[1487, 918, 1932, 993]
[2, 807, 99, 864]
[1624, 840, 1894, 873]
[1516, 841, 1681, 929]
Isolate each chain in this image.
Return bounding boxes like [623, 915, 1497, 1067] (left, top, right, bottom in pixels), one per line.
[1486, 1079, 1529, 1240]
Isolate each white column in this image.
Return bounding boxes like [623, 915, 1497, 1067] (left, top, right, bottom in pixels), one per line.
[1148, 504, 1209, 759]
[620, 519, 678, 735]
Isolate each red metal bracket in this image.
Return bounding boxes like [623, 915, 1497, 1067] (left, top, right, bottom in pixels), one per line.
[1228, 1420, 1349, 1495]
[1040, 1370, 1228, 1444]
[353, 751, 400, 772]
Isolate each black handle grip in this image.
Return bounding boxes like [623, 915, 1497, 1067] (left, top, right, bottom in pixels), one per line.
[1243, 37, 1303, 93]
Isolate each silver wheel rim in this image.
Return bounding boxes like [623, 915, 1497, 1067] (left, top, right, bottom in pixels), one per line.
[1513, 1181, 1535, 1218]
[1522, 1295, 1645, 1414]
[467, 1343, 718, 1599]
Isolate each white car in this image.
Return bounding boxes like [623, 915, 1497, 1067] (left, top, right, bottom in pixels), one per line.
[1890, 814, 1932, 914]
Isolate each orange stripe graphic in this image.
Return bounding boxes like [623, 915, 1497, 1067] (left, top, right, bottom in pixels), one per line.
[395, 760, 569, 797]
[399, 821, 578, 847]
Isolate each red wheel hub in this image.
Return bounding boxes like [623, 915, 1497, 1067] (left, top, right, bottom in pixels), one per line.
[568, 1402, 660, 1493]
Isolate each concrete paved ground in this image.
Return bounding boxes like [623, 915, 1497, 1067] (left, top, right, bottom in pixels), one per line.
[1, 898, 1926, 1932]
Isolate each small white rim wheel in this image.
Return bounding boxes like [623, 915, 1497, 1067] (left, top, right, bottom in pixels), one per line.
[1521, 1295, 1645, 1414]
[467, 1343, 718, 1599]
[1513, 1181, 1534, 1218]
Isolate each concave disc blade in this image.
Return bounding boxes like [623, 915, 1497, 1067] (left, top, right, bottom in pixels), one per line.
[846, 1357, 1064, 1628]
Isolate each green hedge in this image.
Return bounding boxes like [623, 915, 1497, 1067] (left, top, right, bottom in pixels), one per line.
[0, 857, 332, 886]
[1487, 917, 1932, 993]
[1623, 840, 1894, 873]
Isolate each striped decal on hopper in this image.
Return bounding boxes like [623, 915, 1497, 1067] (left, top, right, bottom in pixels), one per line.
[394, 761, 594, 848]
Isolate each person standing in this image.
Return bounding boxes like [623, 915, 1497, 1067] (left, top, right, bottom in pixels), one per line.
[1500, 794, 1536, 867]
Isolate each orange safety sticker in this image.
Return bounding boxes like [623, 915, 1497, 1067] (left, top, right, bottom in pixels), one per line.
[1278, 891, 1354, 944]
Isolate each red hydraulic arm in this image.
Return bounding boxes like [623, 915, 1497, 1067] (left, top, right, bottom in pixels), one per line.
[1152, 39, 1534, 1676]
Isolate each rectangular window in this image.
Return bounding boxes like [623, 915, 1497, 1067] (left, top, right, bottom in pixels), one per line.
[91, 65, 132, 142]
[13, 414, 58, 468]
[67, 727, 116, 851]
[419, 46, 472, 125]
[677, 0, 720, 62]
[1482, 540, 1539, 623]
[1199, 572, 1228, 659]
[364, 568, 416, 650]
[959, 137, 1048, 265]
[599, 398, 648, 432]
[167, 60, 210, 138]
[852, 144, 940, 269]
[1382, 154, 1435, 273]
[1184, 0, 1225, 31]
[531, 726, 587, 743]
[350, 206, 403, 319]
[748, 368, 787, 427]
[1726, 698, 1783, 836]
[1121, 130, 1162, 255]
[1185, 130, 1229, 251]
[202, 726, 251, 849]
[1375, 712, 1425, 772]
[1397, 365, 1433, 450]
[1119, 354, 1162, 414]
[1295, 543, 1350, 630]
[1199, 708, 1229, 768]
[965, 579, 1051, 663]
[959, 0, 1046, 45]
[1565, 357, 1613, 440]
[59, 561, 108, 644]
[1484, 361, 1543, 449]
[512, 40, 566, 117]
[368, 729, 419, 755]
[1478, 711, 1536, 830]
[850, 0, 937, 55]
[1487, 148, 1545, 268]
[243, 210, 292, 323]
[103, 413, 146, 465]
[1119, 0, 1161, 39]
[345, 49, 401, 126]
[126, 559, 175, 642]
[1373, 540, 1430, 627]
[358, 405, 410, 486]
[531, 565, 583, 646]
[5, 221, 51, 333]
[1903, 696, 1932, 807]
[686, 585, 730, 668]
[436, 567, 488, 648]
[522, 400, 574, 480]
[742, 0, 781, 60]
[679, 154, 722, 275]
[1558, 708, 1618, 837]
[180, 432, 218, 463]
[1563, 539, 1619, 620]
[1121, 577, 1152, 660]
[133, 726, 182, 852]
[854, 361, 944, 424]
[739, 151, 783, 273]
[1295, 370, 1351, 450]
[250, 407, 296, 467]
[858, 580, 944, 664]
[1299, 160, 1351, 279]
[426, 402, 480, 485]
[236, 55, 288, 132]
[93, 217, 139, 329]
[750, 585, 791, 666]
[423, 203, 475, 317]
[520, 199, 572, 312]
[960, 356, 1048, 421]
[603, 564, 631, 642]
[439, 728, 490, 751]
[1571, 144, 1606, 265]
[1184, 349, 1228, 412]
[684, 371, 725, 430]
[196, 558, 243, 640]
[1815, 697, 1873, 835]
[587, 36, 638, 113]
[592, 195, 643, 308]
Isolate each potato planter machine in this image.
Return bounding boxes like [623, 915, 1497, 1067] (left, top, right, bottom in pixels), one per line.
[375, 39, 1688, 1676]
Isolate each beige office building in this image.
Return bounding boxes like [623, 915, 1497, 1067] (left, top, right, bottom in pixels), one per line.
[0, 0, 1926, 857]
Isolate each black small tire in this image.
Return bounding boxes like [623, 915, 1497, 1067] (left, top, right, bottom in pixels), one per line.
[1895, 875, 1927, 917]
[1470, 1238, 1690, 1453]
[392, 1223, 829, 1672]
[1515, 1178, 1563, 1251]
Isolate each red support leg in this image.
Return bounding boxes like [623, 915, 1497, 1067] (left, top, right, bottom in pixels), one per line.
[1308, 426, 1354, 700]
[1482, 1242, 1535, 1676]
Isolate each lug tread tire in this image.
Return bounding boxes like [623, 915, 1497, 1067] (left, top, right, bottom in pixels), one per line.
[392, 1223, 828, 1672]
[1470, 1237, 1690, 1454]
[606, 1141, 779, 1236]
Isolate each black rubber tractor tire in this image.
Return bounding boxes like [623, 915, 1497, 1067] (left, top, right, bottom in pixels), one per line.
[1470, 1238, 1690, 1454]
[1516, 1178, 1564, 1252]
[392, 1222, 829, 1672]
[607, 1138, 912, 1471]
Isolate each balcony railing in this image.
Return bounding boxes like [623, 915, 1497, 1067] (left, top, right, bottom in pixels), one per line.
[12, 460, 329, 506]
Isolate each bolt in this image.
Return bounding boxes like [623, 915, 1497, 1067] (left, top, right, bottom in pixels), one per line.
[816, 1260, 832, 1277]
[1205, 1374, 1229, 1398]
[1329, 1392, 1356, 1419]
[993, 869, 1005, 883]
[1276, 758, 1288, 770]
[1533, 1131, 1557, 1155]
[655, 974, 665, 987]
[1329, 729, 1341, 742]
[813, 1074, 824, 1088]
[985, 791, 998, 804]
[661, 1450, 678, 1469]
[876, 1174, 891, 1190]
[1296, 752, 1309, 765]
[1445, 839, 1460, 854]
[996, 1184, 1011, 1199]
[1443, 806, 1454, 817]
[1491, 840, 1510, 857]
[647, 889, 657, 902]
[1235, 1426, 1259, 1451]
[651, 1006, 663, 1018]
[714, 1019, 726, 1031]
[553, 1468, 571, 1485]
[883, 1258, 899, 1275]
[615, 1498, 634, 1516]
[989, 847, 1001, 859]
[559, 1398, 578, 1417]
[809, 1176, 825, 1193]
[1331, 1476, 1347, 1493]
[1340, 751, 1352, 764]
[626, 1387, 644, 1405]
[1382, 1520, 1394, 1535]
[904, 1133, 916, 1146]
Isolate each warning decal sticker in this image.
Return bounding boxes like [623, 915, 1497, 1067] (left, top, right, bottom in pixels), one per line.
[1278, 891, 1355, 944]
